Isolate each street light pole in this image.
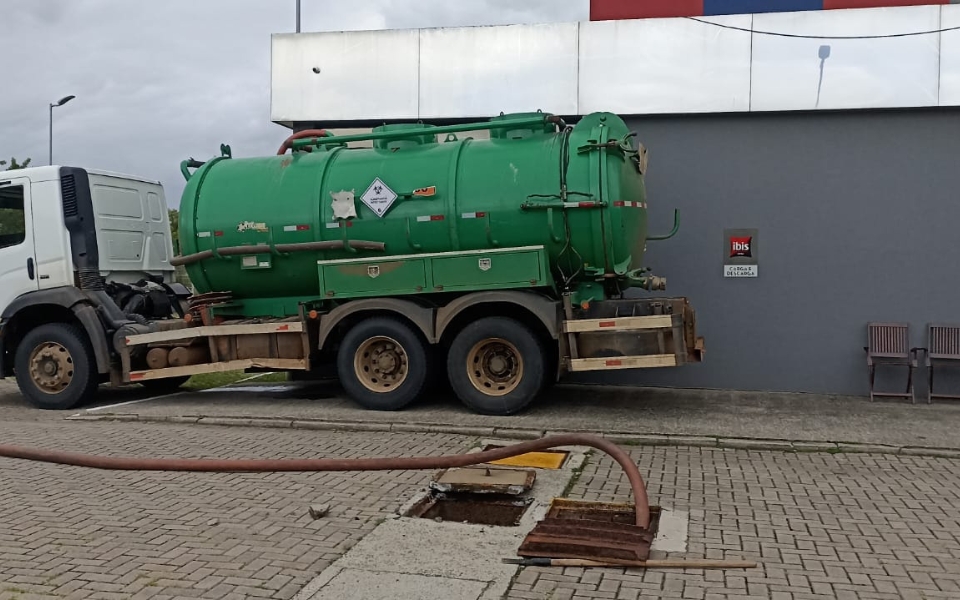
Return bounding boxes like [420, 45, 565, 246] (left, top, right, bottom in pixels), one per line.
[48, 95, 76, 165]
[296, 0, 301, 32]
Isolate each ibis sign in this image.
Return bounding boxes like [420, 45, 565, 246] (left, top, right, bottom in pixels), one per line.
[723, 229, 758, 278]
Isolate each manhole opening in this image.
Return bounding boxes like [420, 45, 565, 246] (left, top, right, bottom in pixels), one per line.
[404, 493, 531, 527]
[481, 444, 570, 469]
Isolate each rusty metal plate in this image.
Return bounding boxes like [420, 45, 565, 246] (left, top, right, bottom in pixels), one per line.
[544, 498, 660, 523]
[517, 499, 659, 564]
[430, 467, 535, 495]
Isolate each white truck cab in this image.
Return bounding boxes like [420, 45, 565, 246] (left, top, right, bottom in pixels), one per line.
[0, 167, 190, 409]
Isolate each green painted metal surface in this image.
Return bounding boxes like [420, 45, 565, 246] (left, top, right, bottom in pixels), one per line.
[317, 246, 551, 300]
[178, 111, 650, 313]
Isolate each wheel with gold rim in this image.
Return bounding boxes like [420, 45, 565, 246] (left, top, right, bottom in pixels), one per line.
[337, 317, 429, 411]
[447, 317, 546, 416]
[14, 323, 99, 410]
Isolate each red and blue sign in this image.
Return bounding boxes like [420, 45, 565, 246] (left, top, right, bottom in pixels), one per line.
[590, 0, 949, 20]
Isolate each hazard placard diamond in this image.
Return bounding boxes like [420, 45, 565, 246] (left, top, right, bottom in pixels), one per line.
[361, 177, 398, 218]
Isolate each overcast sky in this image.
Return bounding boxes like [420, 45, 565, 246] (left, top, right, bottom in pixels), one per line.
[1, 0, 587, 207]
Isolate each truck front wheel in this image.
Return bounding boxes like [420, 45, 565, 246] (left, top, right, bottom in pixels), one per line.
[447, 317, 546, 416]
[337, 317, 430, 411]
[14, 323, 99, 410]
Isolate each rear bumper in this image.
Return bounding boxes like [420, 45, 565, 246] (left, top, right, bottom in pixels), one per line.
[561, 297, 704, 373]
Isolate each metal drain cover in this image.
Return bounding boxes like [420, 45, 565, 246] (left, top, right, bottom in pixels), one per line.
[430, 467, 536, 495]
[517, 499, 659, 564]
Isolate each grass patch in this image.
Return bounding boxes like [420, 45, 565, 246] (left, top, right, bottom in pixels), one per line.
[182, 371, 290, 391]
[561, 453, 590, 497]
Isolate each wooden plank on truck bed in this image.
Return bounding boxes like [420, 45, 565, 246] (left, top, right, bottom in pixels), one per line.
[568, 355, 677, 372]
[125, 322, 304, 346]
[127, 358, 307, 382]
[562, 315, 674, 334]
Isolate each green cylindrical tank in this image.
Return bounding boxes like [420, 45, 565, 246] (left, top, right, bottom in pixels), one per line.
[178, 111, 649, 303]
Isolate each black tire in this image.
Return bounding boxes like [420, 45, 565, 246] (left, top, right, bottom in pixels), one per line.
[14, 323, 99, 410]
[446, 316, 547, 416]
[336, 317, 430, 411]
[140, 376, 191, 394]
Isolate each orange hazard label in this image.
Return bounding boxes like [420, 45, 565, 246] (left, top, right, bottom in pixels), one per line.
[413, 186, 437, 197]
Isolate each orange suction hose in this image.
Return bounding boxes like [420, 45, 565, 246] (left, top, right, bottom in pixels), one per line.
[0, 433, 650, 528]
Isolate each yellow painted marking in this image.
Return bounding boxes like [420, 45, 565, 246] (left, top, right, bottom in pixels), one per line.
[487, 451, 567, 470]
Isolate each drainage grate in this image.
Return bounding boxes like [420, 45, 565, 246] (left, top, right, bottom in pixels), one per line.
[517, 499, 660, 564]
[404, 493, 532, 527]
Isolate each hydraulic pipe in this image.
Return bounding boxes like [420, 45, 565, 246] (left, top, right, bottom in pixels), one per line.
[290, 116, 560, 151]
[277, 129, 333, 155]
[0, 434, 650, 529]
[170, 240, 386, 267]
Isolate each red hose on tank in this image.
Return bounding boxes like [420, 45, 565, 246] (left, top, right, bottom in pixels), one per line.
[0, 433, 650, 528]
[276, 129, 333, 155]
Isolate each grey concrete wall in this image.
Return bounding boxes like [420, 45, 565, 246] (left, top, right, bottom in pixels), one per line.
[599, 109, 960, 397]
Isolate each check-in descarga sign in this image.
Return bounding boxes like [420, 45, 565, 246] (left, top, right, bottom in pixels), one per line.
[723, 228, 758, 278]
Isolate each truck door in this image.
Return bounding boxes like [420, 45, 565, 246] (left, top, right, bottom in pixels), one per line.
[0, 177, 39, 312]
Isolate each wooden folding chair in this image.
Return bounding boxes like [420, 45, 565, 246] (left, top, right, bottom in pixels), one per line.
[926, 324, 960, 404]
[865, 322, 917, 403]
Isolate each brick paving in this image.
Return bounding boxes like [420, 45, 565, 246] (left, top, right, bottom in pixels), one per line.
[505, 446, 960, 600]
[0, 415, 470, 600]
[5, 380, 960, 599]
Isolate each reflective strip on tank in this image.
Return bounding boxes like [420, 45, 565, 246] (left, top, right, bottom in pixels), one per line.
[461, 212, 487, 219]
[613, 201, 647, 209]
[325, 221, 353, 229]
[197, 231, 211, 238]
[416, 215, 445, 222]
[559, 201, 603, 208]
[283, 224, 311, 232]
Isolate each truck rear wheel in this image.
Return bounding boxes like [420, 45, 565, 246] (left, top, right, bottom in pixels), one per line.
[337, 317, 429, 411]
[447, 317, 546, 416]
[14, 323, 99, 410]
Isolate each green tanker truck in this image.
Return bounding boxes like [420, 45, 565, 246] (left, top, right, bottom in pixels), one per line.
[0, 111, 703, 415]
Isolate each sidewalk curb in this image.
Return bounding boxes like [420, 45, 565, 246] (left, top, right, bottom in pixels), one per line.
[65, 413, 960, 459]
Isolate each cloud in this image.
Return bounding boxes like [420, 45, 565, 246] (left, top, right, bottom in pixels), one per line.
[0, 0, 587, 207]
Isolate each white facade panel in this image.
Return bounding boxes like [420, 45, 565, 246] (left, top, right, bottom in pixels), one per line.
[271, 30, 420, 122]
[579, 16, 752, 114]
[940, 5, 960, 106]
[270, 6, 960, 123]
[750, 7, 941, 111]
[418, 23, 579, 119]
